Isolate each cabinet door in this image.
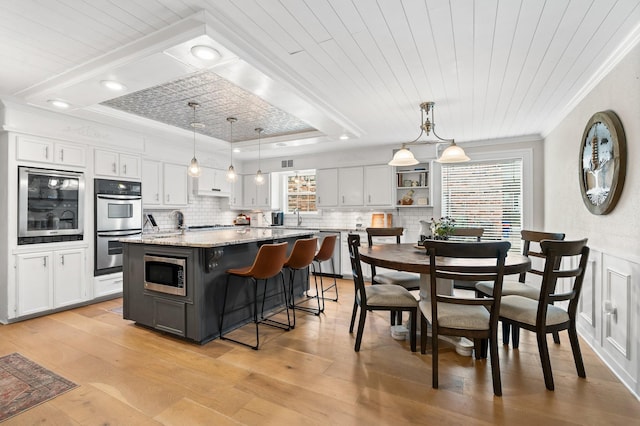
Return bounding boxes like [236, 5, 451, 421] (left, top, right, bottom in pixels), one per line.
[94, 150, 119, 176]
[316, 168, 338, 207]
[142, 160, 162, 206]
[55, 143, 85, 167]
[120, 154, 141, 179]
[54, 249, 85, 307]
[214, 168, 232, 196]
[229, 178, 242, 208]
[163, 163, 188, 206]
[17, 252, 53, 316]
[243, 175, 257, 207]
[256, 174, 271, 208]
[338, 167, 364, 206]
[364, 165, 392, 206]
[17, 136, 53, 163]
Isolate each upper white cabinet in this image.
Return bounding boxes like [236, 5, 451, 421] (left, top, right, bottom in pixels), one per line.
[17, 135, 85, 167]
[394, 162, 432, 207]
[242, 174, 271, 209]
[192, 167, 231, 197]
[364, 165, 393, 207]
[142, 160, 188, 208]
[95, 149, 141, 179]
[316, 168, 339, 208]
[338, 167, 363, 206]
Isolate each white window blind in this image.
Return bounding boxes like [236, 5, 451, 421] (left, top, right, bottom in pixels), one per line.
[441, 158, 523, 253]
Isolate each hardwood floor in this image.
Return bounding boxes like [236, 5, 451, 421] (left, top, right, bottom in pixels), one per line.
[1, 279, 638, 425]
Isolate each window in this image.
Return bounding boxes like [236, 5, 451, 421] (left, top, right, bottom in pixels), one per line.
[285, 171, 317, 213]
[441, 159, 523, 252]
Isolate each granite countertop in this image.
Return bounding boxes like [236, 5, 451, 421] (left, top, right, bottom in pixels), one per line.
[121, 228, 318, 248]
[254, 225, 365, 233]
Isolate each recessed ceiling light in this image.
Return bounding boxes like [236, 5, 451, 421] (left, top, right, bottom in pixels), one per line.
[190, 45, 220, 61]
[100, 80, 127, 91]
[47, 99, 70, 109]
[233, 148, 241, 153]
[276, 142, 288, 147]
[339, 133, 349, 140]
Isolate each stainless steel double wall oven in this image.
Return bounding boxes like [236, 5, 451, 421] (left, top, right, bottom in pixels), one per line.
[94, 179, 142, 276]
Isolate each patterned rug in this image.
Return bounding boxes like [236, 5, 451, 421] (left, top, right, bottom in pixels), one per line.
[0, 353, 78, 421]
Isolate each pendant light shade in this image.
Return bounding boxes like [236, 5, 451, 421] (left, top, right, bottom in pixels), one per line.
[254, 127, 265, 185]
[388, 146, 419, 166]
[226, 117, 237, 182]
[436, 141, 470, 163]
[187, 101, 201, 177]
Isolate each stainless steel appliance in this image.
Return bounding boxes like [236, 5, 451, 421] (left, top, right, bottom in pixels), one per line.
[18, 166, 85, 245]
[94, 179, 142, 276]
[271, 211, 284, 226]
[144, 254, 186, 296]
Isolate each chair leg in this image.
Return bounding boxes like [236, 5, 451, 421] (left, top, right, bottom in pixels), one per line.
[219, 274, 232, 338]
[420, 313, 428, 354]
[432, 324, 439, 389]
[568, 325, 586, 378]
[354, 305, 367, 352]
[390, 311, 396, 326]
[349, 301, 358, 333]
[288, 268, 297, 328]
[537, 332, 555, 390]
[489, 332, 502, 396]
[502, 321, 511, 345]
[552, 331, 561, 344]
[409, 309, 416, 352]
[512, 325, 520, 349]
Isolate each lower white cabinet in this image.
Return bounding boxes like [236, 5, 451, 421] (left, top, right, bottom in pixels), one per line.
[94, 272, 123, 298]
[16, 247, 86, 316]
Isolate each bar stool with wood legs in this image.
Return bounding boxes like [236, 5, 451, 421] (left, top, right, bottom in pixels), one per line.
[219, 242, 290, 350]
[311, 234, 339, 304]
[283, 237, 318, 327]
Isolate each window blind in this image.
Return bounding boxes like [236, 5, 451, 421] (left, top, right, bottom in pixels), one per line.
[441, 158, 523, 253]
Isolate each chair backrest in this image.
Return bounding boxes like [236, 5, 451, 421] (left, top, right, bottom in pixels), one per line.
[423, 240, 511, 330]
[519, 230, 565, 282]
[315, 234, 337, 262]
[450, 227, 484, 241]
[248, 242, 288, 280]
[537, 239, 590, 319]
[366, 227, 404, 246]
[284, 237, 318, 269]
[347, 233, 367, 306]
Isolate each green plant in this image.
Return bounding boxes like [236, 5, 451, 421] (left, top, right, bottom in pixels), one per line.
[430, 216, 456, 239]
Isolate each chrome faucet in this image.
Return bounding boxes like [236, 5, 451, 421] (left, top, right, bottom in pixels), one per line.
[170, 210, 185, 233]
[293, 208, 302, 226]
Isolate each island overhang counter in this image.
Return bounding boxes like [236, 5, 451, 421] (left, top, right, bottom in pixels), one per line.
[121, 228, 317, 344]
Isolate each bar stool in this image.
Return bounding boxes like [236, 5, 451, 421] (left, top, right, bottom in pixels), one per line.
[311, 234, 339, 304]
[283, 237, 318, 327]
[219, 242, 290, 350]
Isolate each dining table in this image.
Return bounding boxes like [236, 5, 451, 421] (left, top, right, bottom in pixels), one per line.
[358, 242, 531, 355]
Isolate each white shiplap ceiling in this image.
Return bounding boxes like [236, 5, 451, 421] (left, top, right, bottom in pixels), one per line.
[1, 0, 639, 159]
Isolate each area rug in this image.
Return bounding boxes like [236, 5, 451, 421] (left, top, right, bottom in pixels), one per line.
[0, 352, 78, 421]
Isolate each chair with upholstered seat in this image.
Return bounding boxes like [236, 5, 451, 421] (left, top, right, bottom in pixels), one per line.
[476, 230, 565, 346]
[311, 234, 339, 303]
[499, 239, 589, 390]
[421, 240, 510, 396]
[284, 237, 319, 327]
[347, 234, 417, 352]
[219, 242, 291, 350]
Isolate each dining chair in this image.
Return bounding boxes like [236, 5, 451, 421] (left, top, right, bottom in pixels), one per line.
[421, 240, 510, 396]
[448, 227, 484, 291]
[499, 239, 589, 390]
[347, 234, 417, 352]
[366, 227, 420, 325]
[476, 230, 565, 346]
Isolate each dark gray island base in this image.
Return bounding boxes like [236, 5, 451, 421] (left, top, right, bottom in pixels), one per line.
[121, 228, 316, 344]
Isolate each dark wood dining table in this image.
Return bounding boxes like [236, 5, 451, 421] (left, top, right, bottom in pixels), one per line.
[358, 242, 531, 355]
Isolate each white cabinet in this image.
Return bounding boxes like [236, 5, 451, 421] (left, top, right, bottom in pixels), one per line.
[141, 160, 187, 208]
[17, 135, 85, 167]
[191, 167, 231, 197]
[364, 165, 393, 206]
[163, 163, 188, 206]
[16, 247, 86, 316]
[94, 272, 123, 298]
[95, 149, 141, 179]
[394, 162, 431, 207]
[316, 168, 338, 207]
[229, 180, 242, 208]
[338, 167, 363, 206]
[242, 174, 271, 209]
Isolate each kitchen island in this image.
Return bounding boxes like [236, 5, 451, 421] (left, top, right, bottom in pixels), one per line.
[121, 227, 317, 344]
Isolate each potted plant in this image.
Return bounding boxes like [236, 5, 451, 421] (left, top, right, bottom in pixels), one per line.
[430, 216, 456, 240]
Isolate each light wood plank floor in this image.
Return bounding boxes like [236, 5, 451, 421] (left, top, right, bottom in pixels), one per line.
[1, 279, 638, 425]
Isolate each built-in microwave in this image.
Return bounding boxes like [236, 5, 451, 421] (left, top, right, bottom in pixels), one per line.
[144, 255, 187, 296]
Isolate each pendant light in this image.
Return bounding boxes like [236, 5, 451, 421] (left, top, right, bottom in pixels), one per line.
[388, 101, 470, 165]
[254, 127, 265, 185]
[187, 101, 202, 177]
[226, 117, 237, 182]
